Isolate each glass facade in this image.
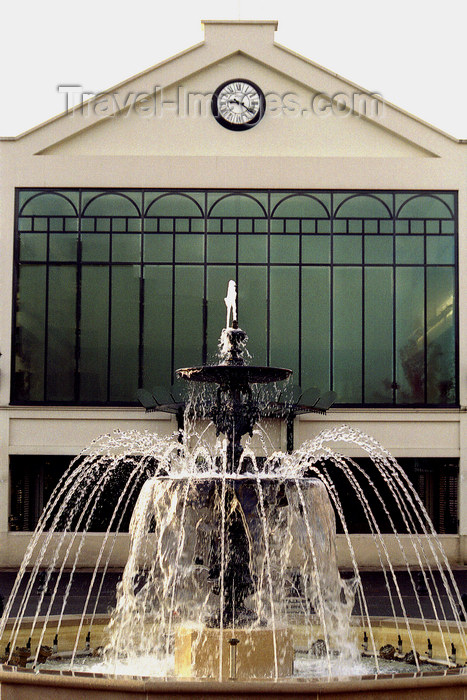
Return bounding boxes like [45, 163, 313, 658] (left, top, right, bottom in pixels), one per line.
[13, 189, 457, 406]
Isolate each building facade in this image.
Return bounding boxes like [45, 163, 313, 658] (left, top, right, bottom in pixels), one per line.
[1, 20, 466, 568]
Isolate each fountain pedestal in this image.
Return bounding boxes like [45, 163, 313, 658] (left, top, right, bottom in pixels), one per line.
[174, 627, 294, 680]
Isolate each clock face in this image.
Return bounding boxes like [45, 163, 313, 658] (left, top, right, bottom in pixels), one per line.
[211, 79, 266, 131]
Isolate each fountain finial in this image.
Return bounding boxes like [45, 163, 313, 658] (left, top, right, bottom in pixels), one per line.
[225, 279, 237, 328]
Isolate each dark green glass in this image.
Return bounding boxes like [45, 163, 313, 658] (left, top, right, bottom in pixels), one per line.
[425, 220, 441, 234]
[33, 217, 47, 231]
[302, 235, 330, 264]
[363, 219, 378, 234]
[175, 234, 204, 263]
[426, 267, 455, 403]
[13, 188, 459, 407]
[396, 193, 454, 219]
[271, 193, 330, 218]
[49, 233, 78, 262]
[334, 193, 392, 218]
[191, 219, 204, 232]
[19, 233, 47, 261]
[208, 193, 267, 218]
[426, 237, 454, 265]
[333, 220, 347, 233]
[173, 266, 204, 371]
[285, 219, 300, 233]
[364, 268, 393, 403]
[96, 218, 111, 231]
[238, 234, 267, 263]
[254, 219, 268, 233]
[317, 220, 331, 233]
[46, 266, 77, 401]
[112, 233, 141, 262]
[270, 267, 300, 376]
[109, 266, 140, 401]
[14, 265, 47, 401]
[145, 192, 203, 218]
[65, 218, 79, 232]
[410, 220, 424, 234]
[20, 192, 78, 216]
[301, 267, 330, 391]
[441, 220, 455, 234]
[238, 266, 267, 365]
[333, 235, 362, 264]
[112, 219, 127, 232]
[49, 217, 64, 232]
[395, 220, 409, 234]
[221, 219, 236, 233]
[270, 235, 299, 263]
[159, 219, 173, 233]
[395, 236, 424, 264]
[127, 219, 142, 232]
[207, 235, 236, 263]
[80, 266, 110, 402]
[238, 219, 254, 233]
[364, 236, 393, 264]
[175, 218, 190, 233]
[144, 219, 158, 232]
[81, 219, 95, 232]
[301, 220, 316, 234]
[83, 191, 141, 217]
[395, 267, 425, 403]
[143, 266, 173, 389]
[144, 234, 173, 262]
[348, 220, 362, 234]
[270, 220, 284, 233]
[81, 233, 110, 262]
[18, 217, 32, 232]
[333, 267, 362, 402]
[380, 220, 393, 234]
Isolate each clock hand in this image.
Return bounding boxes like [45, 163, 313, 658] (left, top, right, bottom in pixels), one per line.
[228, 97, 256, 114]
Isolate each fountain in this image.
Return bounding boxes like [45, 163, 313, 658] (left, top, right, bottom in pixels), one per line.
[1, 281, 467, 698]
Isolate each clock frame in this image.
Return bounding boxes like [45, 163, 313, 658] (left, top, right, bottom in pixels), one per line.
[211, 79, 266, 131]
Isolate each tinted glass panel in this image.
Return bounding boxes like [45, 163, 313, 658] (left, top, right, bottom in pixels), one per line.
[364, 268, 393, 403]
[80, 266, 110, 402]
[109, 266, 140, 401]
[46, 266, 76, 401]
[301, 267, 330, 391]
[426, 267, 455, 403]
[14, 265, 47, 401]
[143, 266, 173, 389]
[238, 266, 268, 365]
[395, 267, 425, 403]
[173, 266, 204, 371]
[333, 267, 362, 402]
[270, 267, 299, 375]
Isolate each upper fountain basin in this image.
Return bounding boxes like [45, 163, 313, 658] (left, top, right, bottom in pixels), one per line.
[176, 365, 292, 386]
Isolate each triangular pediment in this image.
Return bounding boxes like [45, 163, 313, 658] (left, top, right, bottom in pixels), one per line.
[9, 21, 458, 158]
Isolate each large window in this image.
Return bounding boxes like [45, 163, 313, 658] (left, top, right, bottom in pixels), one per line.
[13, 189, 457, 406]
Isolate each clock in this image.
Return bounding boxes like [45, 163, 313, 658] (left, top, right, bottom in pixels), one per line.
[211, 79, 266, 131]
